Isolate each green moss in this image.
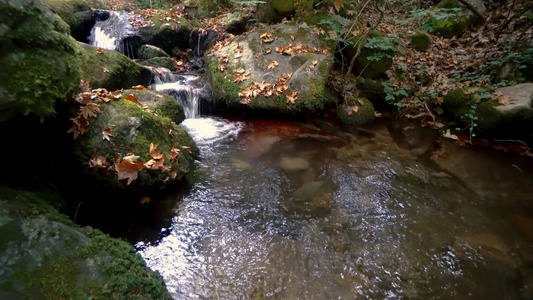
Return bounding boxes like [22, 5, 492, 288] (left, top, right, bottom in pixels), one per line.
[0, 186, 171, 299]
[142, 57, 176, 70]
[338, 97, 375, 125]
[74, 99, 197, 190]
[272, 0, 295, 13]
[476, 100, 501, 131]
[436, 0, 459, 9]
[79, 43, 153, 90]
[124, 89, 185, 124]
[206, 57, 241, 103]
[432, 15, 470, 38]
[411, 32, 430, 52]
[138, 44, 170, 60]
[0, 1, 83, 121]
[443, 88, 474, 119]
[198, 0, 218, 18]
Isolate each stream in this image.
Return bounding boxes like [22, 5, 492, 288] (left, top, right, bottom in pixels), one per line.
[89, 16, 533, 299]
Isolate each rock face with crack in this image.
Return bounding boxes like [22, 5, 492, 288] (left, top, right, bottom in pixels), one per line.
[205, 23, 335, 117]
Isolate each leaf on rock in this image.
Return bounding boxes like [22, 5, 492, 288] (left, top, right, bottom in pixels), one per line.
[286, 91, 298, 104]
[132, 85, 147, 90]
[115, 157, 144, 185]
[260, 33, 274, 43]
[79, 103, 100, 119]
[264, 48, 272, 54]
[123, 94, 143, 105]
[102, 67, 109, 73]
[218, 64, 227, 72]
[442, 130, 459, 140]
[149, 142, 164, 160]
[96, 48, 105, 54]
[267, 60, 279, 69]
[140, 196, 151, 204]
[218, 54, 229, 63]
[170, 147, 180, 162]
[102, 128, 114, 141]
[88, 156, 109, 169]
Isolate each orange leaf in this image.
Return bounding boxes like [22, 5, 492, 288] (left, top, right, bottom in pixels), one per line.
[218, 64, 227, 72]
[132, 85, 146, 90]
[123, 94, 142, 105]
[115, 159, 144, 185]
[88, 156, 109, 169]
[149, 142, 164, 160]
[170, 147, 180, 162]
[96, 48, 105, 54]
[267, 60, 279, 69]
[286, 91, 298, 104]
[334, 0, 344, 12]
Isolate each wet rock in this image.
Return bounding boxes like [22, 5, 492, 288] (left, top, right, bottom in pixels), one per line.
[141, 57, 177, 71]
[511, 212, 533, 241]
[285, 181, 333, 217]
[79, 43, 152, 90]
[453, 233, 516, 266]
[122, 89, 185, 124]
[138, 44, 170, 60]
[72, 98, 198, 193]
[388, 119, 434, 155]
[0, 187, 171, 299]
[279, 157, 310, 172]
[338, 97, 375, 125]
[205, 23, 334, 117]
[230, 157, 252, 170]
[0, 0, 83, 121]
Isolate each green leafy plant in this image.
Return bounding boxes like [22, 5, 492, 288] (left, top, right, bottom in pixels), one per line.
[365, 36, 399, 61]
[396, 8, 464, 32]
[383, 80, 409, 108]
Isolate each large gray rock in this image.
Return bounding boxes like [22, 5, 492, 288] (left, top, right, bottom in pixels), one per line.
[494, 83, 533, 114]
[205, 23, 334, 116]
[0, 186, 171, 299]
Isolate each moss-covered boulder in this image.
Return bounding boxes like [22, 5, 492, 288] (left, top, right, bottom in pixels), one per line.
[355, 77, 400, 110]
[431, 0, 486, 38]
[42, 0, 105, 41]
[271, 0, 296, 13]
[123, 89, 185, 124]
[138, 44, 170, 60]
[0, 0, 83, 121]
[495, 60, 533, 84]
[138, 14, 193, 56]
[79, 43, 153, 90]
[411, 32, 430, 52]
[205, 23, 334, 117]
[342, 30, 395, 79]
[256, 0, 296, 23]
[141, 57, 177, 71]
[338, 97, 375, 125]
[0, 186, 171, 299]
[72, 98, 198, 193]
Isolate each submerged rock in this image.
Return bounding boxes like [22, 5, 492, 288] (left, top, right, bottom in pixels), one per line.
[79, 43, 153, 90]
[0, 186, 171, 299]
[0, 0, 83, 121]
[279, 156, 310, 171]
[205, 22, 334, 116]
[285, 181, 333, 217]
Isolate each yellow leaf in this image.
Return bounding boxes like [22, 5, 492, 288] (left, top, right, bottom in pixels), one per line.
[286, 91, 298, 104]
[353, 106, 359, 113]
[267, 60, 279, 69]
[132, 85, 146, 90]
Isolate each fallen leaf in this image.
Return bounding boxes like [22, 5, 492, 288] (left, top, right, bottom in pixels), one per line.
[334, 0, 344, 12]
[102, 67, 109, 73]
[442, 130, 459, 140]
[264, 48, 272, 54]
[254, 53, 260, 59]
[96, 48, 105, 54]
[102, 128, 113, 141]
[123, 94, 143, 106]
[353, 106, 359, 113]
[132, 85, 146, 90]
[286, 91, 298, 104]
[149, 142, 164, 160]
[290, 35, 295, 41]
[260, 32, 274, 43]
[170, 147, 180, 161]
[79, 103, 100, 119]
[218, 64, 227, 72]
[140, 196, 151, 204]
[182, 146, 192, 154]
[358, 98, 364, 106]
[115, 158, 144, 185]
[218, 54, 229, 63]
[88, 156, 109, 169]
[267, 60, 279, 69]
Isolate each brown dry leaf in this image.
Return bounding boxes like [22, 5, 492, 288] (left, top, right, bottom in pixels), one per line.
[286, 91, 298, 104]
[170, 171, 177, 179]
[290, 35, 295, 41]
[102, 128, 113, 141]
[353, 106, 359, 113]
[442, 130, 459, 140]
[267, 60, 279, 69]
[240, 97, 251, 104]
[123, 153, 141, 163]
[218, 64, 227, 72]
[140, 196, 151, 204]
[170, 147, 180, 162]
[239, 88, 253, 98]
[102, 67, 109, 73]
[115, 159, 144, 185]
[88, 156, 109, 169]
[235, 51, 243, 59]
[218, 54, 229, 63]
[149, 143, 164, 160]
[260, 32, 274, 43]
[123, 94, 143, 105]
[334, 0, 344, 12]
[254, 53, 260, 59]
[434, 97, 444, 105]
[79, 103, 100, 119]
[182, 146, 192, 154]
[132, 85, 146, 90]
[497, 96, 515, 106]
[264, 48, 272, 54]
[357, 98, 364, 106]
[96, 48, 105, 54]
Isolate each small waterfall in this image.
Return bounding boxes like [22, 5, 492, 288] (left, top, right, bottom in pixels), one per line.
[153, 75, 201, 119]
[88, 11, 136, 58]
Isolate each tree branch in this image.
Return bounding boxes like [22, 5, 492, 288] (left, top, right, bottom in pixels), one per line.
[457, 0, 486, 22]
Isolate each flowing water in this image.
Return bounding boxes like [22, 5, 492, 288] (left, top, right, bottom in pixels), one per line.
[88, 11, 136, 57]
[139, 78, 533, 299]
[88, 17, 533, 300]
